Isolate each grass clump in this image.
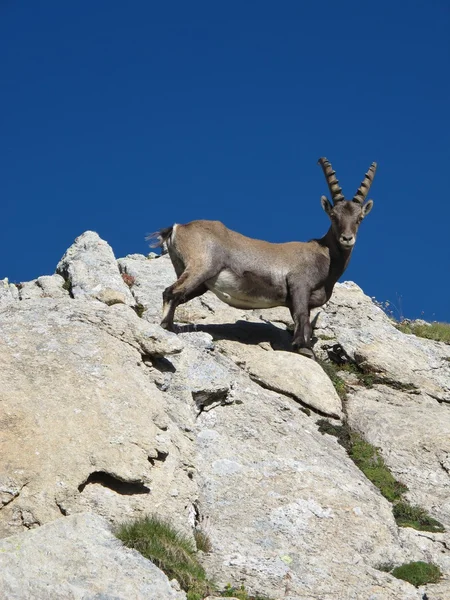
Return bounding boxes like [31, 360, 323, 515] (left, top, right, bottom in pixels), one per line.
[133, 303, 146, 318]
[317, 420, 406, 502]
[317, 420, 445, 532]
[220, 583, 273, 599]
[390, 561, 442, 587]
[319, 344, 418, 394]
[115, 515, 211, 600]
[393, 502, 445, 533]
[397, 321, 450, 344]
[317, 360, 347, 400]
[349, 433, 408, 502]
[193, 528, 212, 553]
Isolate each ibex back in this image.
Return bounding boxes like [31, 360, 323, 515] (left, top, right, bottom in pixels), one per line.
[151, 157, 376, 358]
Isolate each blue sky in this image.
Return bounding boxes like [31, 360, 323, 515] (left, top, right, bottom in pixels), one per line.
[1, 1, 449, 321]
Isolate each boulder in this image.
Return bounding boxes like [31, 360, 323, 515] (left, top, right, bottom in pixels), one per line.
[0, 512, 186, 599]
[57, 231, 135, 306]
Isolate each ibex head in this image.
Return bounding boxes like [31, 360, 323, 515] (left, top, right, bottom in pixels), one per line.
[318, 157, 376, 249]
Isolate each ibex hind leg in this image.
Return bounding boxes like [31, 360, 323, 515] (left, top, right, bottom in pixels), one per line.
[161, 268, 215, 330]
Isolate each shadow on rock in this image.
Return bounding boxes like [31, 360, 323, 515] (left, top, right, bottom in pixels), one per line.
[177, 320, 294, 351]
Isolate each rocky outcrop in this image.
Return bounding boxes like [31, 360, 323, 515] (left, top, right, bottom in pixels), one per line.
[1, 232, 449, 599]
[0, 513, 186, 599]
[57, 230, 136, 306]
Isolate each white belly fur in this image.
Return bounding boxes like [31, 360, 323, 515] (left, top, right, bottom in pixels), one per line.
[205, 269, 281, 309]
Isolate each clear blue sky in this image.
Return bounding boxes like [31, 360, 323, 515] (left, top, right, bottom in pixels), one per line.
[1, 1, 449, 321]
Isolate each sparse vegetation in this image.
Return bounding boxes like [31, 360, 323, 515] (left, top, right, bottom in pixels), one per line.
[220, 583, 274, 599]
[194, 527, 212, 553]
[62, 279, 72, 292]
[390, 561, 442, 587]
[115, 515, 212, 600]
[318, 360, 347, 400]
[133, 303, 146, 318]
[318, 357, 417, 396]
[317, 421, 406, 502]
[349, 433, 408, 502]
[393, 502, 445, 533]
[377, 562, 395, 573]
[397, 321, 450, 344]
[316, 420, 444, 532]
[121, 272, 136, 287]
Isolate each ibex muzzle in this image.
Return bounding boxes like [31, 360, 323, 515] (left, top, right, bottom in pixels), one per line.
[151, 157, 376, 358]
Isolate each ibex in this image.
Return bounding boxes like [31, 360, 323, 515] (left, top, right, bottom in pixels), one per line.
[151, 158, 376, 357]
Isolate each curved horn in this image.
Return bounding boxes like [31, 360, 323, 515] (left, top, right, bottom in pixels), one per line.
[317, 157, 345, 205]
[353, 162, 377, 205]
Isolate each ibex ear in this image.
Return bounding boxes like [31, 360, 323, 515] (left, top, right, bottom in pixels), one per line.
[362, 199, 374, 217]
[321, 195, 332, 215]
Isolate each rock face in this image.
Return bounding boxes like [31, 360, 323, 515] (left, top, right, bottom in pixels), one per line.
[0, 512, 186, 600]
[57, 230, 136, 306]
[1, 231, 449, 599]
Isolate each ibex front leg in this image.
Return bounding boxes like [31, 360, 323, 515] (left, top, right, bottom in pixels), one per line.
[288, 283, 315, 359]
[161, 264, 217, 330]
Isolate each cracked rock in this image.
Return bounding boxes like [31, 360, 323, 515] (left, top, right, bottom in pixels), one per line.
[57, 231, 135, 306]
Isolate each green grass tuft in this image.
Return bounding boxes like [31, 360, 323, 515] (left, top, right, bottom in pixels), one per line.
[349, 433, 408, 502]
[397, 321, 450, 344]
[317, 360, 347, 400]
[318, 355, 418, 394]
[317, 419, 445, 532]
[393, 502, 445, 533]
[133, 303, 146, 318]
[193, 528, 213, 553]
[391, 561, 442, 586]
[220, 583, 274, 599]
[115, 515, 211, 598]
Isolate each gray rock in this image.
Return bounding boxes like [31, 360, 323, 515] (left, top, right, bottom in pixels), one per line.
[118, 253, 175, 322]
[0, 298, 193, 539]
[0, 512, 186, 599]
[16, 279, 43, 299]
[314, 282, 450, 401]
[218, 340, 343, 418]
[37, 274, 70, 298]
[194, 374, 421, 600]
[347, 385, 450, 527]
[9, 275, 69, 301]
[57, 231, 135, 306]
[2, 233, 450, 599]
[0, 278, 19, 306]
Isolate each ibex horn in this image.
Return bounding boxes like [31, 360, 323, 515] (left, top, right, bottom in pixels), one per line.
[318, 157, 345, 205]
[353, 162, 377, 205]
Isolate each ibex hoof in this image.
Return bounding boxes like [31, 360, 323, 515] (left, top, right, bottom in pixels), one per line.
[297, 347, 316, 360]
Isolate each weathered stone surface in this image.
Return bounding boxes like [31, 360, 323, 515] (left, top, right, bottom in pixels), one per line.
[218, 340, 343, 418]
[0, 298, 192, 538]
[118, 253, 175, 323]
[36, 274, 69, 298]
[57, 231, 135, 306]
[195, 376, 422, 600]
[1, 233, 449, 599]
[10, 275, 70, 301]
[314, 282, 450, 401]
[0, 512, 186, 599]
[347, 385, 450, 528]
[0, 278, 19, 306]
